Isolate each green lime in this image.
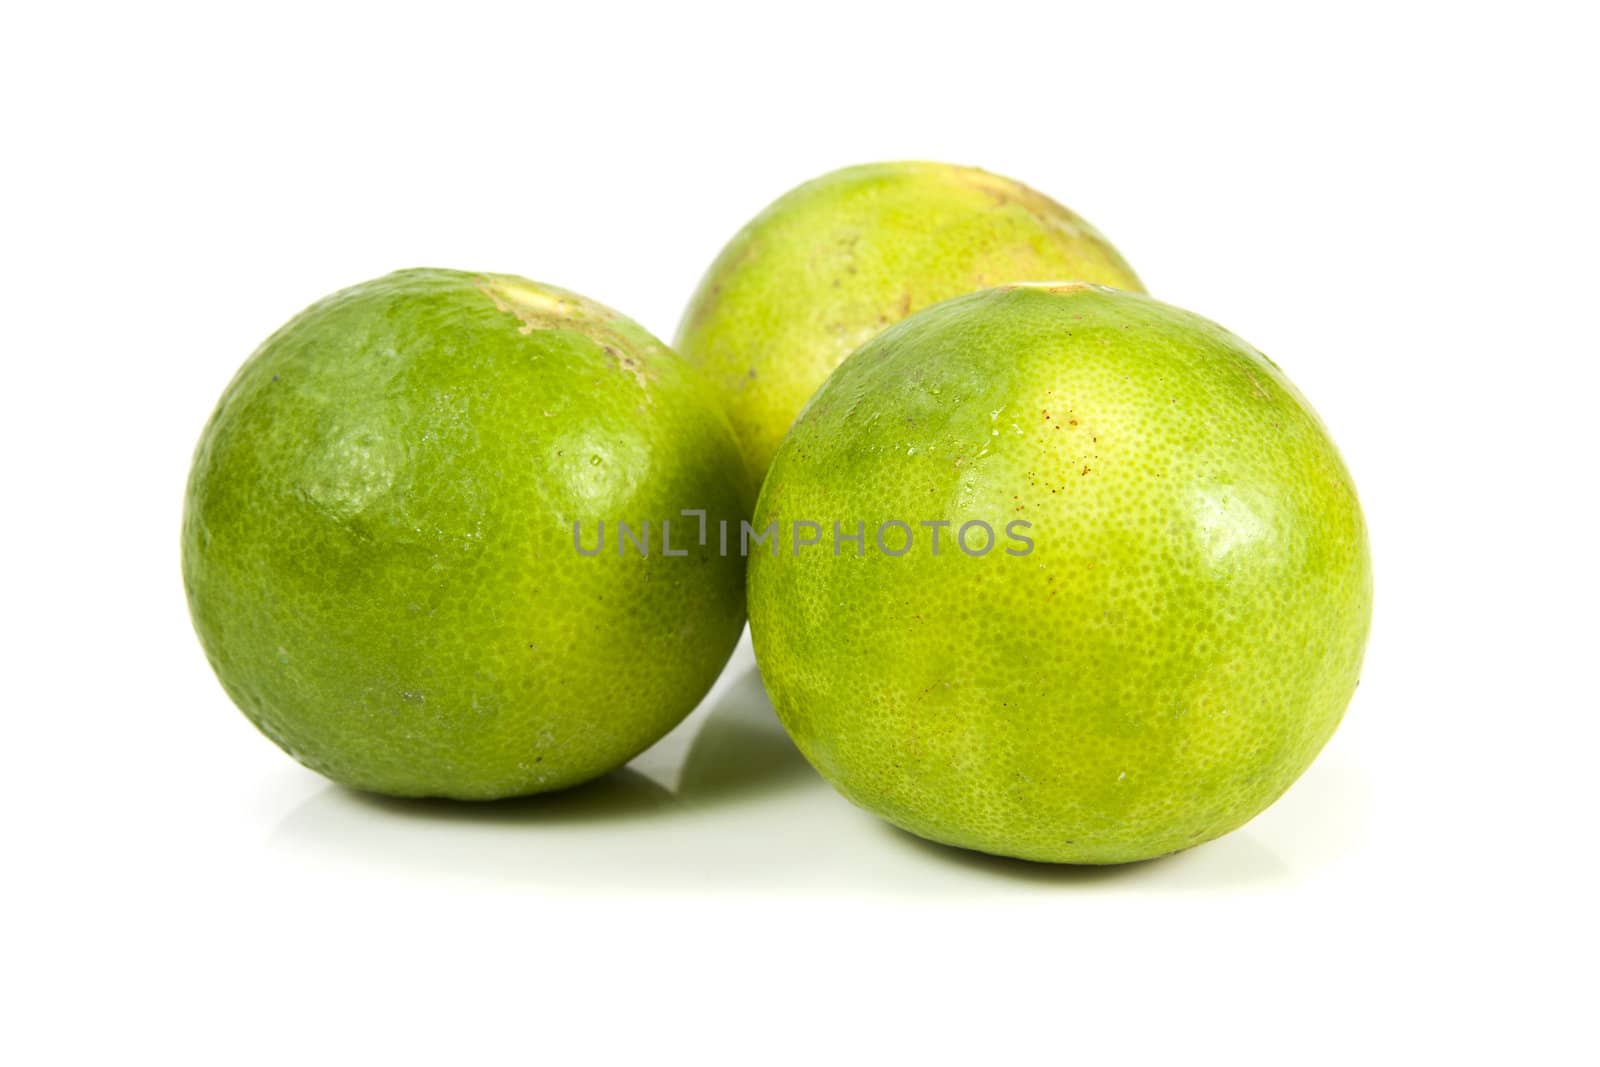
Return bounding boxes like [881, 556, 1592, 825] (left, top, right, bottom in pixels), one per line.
[677, 161, 1143, 483]
[749, 284, 1371, 864]
[184, 269, 748, 799]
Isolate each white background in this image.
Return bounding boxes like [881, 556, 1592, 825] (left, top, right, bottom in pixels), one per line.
[4, 2, 1596, 1063]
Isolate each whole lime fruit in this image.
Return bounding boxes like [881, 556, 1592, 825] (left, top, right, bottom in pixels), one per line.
[677, 161, 1144, 484]
[183, 268, 748, 799]
[748, 284, 1371, 864]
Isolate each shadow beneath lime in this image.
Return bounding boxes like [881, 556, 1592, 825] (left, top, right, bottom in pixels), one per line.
[328, 766, 674, 823]
[877, 818, 1293, 889]
[675, 666, 818, 807]
[268, 767, 689, 889]
[880, 824, 1148, 884]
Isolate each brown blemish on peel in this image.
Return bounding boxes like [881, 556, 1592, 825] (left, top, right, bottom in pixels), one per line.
[477, 275, 654, 394]
[999, 280, 1097, 295]
[477, 278, 572, 335]
[950, 166, 1092, 238]
[603, 344, 651, 392]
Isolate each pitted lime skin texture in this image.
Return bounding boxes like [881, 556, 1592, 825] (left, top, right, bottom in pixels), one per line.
[183, 269, 748, 799]
[748, 285, 1371, 864]
[676, 161, 1144, 484]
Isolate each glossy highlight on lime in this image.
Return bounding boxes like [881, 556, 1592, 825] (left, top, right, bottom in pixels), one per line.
[748, 284, 1371, 864]
[183, 268, 749, 799]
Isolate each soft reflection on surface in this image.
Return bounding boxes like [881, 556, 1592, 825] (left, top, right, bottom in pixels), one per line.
[676, 667, 814, 806]
[269, 638, 1360, 895]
